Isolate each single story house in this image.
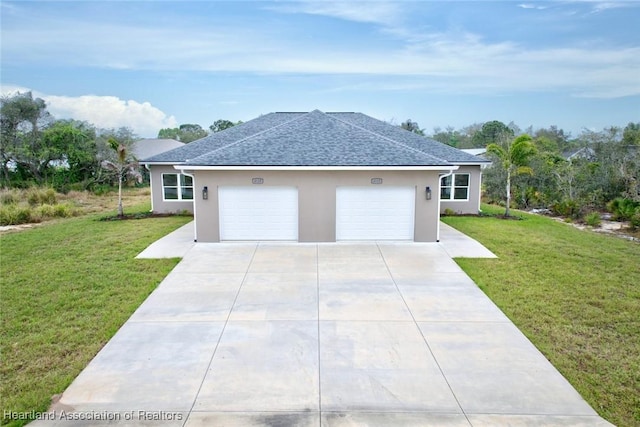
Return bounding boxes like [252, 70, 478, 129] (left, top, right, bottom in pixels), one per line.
[142, 110, 488, 243]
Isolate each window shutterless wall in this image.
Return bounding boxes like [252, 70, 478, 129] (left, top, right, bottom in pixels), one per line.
[161, 173, 194, 201]
[439, 165, 483, 214]
[148, 165, 194, 214]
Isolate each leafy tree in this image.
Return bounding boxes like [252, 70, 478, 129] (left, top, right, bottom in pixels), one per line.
[400, 119, 425, 136]
[622, 122, 640, 145]
[157, 124, 208, 143]
[209, 119, 241, 133]
[178, 124, 207, 142]
[41, 120, 97, 184]
[471, 120, 514, 148]
[534, 125, 571, 153]
[157, 127, 180, 140]
[101, 137, 142, 216]
[486, 134, 537, 216]
[430, 126, 472, 147]
[0, 91, 52, 183]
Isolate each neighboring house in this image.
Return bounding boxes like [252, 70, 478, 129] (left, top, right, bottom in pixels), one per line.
[461, 148, 490, 169]
[460, 148, 487, 157]
[563, 147, 596, 161]
[132, 138, 184, 161]
[142, 110, 488, 243]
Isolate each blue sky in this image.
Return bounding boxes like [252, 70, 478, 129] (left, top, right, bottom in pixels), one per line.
[1, 0, 639, 138]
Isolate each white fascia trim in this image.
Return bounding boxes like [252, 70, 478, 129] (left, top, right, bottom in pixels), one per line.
[144, 161, 186, 166]
[174, 165, 460, 171]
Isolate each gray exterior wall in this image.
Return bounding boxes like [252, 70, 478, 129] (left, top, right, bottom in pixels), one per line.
[186, 169, 443, 243]
[149, 165, 195, 214]
[439, 165, 483, 215]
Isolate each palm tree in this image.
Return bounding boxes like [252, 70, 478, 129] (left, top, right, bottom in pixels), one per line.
[486, 134, 537, 216]
[101, 137, 141, 217]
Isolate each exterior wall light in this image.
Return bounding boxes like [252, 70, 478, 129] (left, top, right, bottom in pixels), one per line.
[425, 186, 432, 200]
[202, 186, 208, 200]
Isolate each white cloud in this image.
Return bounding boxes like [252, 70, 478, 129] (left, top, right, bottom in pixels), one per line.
[46, 95, 178, 137]
[2, 2, 639, 99]
[518, 3, 549, 10]
[265, 1, 403, 26]
[1, 85, 177, 137]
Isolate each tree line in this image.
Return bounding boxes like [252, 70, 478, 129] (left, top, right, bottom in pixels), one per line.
[157, 119, 242, 143]
[403, 118, 640, 222]
[0, 92, 240, 191]
[2, 90, 638, 223]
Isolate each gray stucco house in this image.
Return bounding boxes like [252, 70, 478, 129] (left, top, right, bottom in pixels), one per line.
[142, 110, 488, 242]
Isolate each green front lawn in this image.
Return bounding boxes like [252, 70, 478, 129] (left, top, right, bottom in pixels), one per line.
[443, 205, 640, 426]
[2, 201, 638, 426]
[0, 204, 192, 427]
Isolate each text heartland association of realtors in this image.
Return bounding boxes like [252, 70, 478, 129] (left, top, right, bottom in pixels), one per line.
[3, 410, 183, 422]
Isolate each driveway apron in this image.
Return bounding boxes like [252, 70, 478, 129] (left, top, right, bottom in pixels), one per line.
[31, 229, 612, 426]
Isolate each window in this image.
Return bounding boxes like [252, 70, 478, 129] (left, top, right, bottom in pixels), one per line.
[440, 173, 470, 201]
[162, 173, 193, 201]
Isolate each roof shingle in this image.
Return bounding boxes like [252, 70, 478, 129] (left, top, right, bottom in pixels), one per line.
[142, 110, 488, 167]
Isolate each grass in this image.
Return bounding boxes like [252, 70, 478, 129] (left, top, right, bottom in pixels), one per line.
[0, 199, 192, 427]
[443, 204, 640, 426]
[0, 186, 153, 226]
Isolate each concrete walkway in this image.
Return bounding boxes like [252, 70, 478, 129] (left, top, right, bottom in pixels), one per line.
[32, 224, 611, 426]
[135, 221, 498, 260]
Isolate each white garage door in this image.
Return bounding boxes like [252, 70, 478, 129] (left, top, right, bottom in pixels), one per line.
[336, 186, 415, 240]
[219, 187, 298, 241]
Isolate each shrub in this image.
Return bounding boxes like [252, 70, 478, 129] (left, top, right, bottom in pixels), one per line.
[585, 212, 601, 228]
[607, 198, 639, 221]
[36, 204, 56, 218]
[41, 188, 57, 205]
[0, 205, 10, 225]
[0, 204, 33, 225]
[630, 207, 640, 230]
[0, 190, 19, 205]
[26, 187, 41, 206]
[551, 199, 582, 219]
[53, 203, 76, 218]
[443, 208, 456, 216]
[25, 187, 57, 206]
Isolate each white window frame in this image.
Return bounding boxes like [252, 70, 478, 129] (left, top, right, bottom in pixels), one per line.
[161, 173, 194, 201]
[440, 173, 470, 201]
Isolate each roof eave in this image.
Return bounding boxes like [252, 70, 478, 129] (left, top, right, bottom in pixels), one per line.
[450, 161, 491, 165]
[142, 161, 187, 165]
[174, 165, 458, 171]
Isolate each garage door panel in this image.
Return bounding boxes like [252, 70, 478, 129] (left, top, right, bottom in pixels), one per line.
[336, 187, 415, 240]
[219, 187, 298, 241]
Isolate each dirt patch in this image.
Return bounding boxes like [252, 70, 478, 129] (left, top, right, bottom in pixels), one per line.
[0, 223, 42, 234]
[546, 215, 639, 242]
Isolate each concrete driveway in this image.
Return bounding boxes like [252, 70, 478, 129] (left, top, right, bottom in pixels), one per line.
[32, 223, 611, 426]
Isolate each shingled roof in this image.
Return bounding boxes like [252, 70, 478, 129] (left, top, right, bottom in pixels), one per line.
[142, 110, 488, 167]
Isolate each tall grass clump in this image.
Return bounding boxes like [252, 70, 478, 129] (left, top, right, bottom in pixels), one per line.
[585, 212, 601, 227]
[0, 188, 78, 226]
[25, 187, 57, 206]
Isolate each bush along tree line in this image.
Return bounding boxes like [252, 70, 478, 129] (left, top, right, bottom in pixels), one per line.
[0, 91, 241, 192]
[1, 92, 140, 193]
[405, 118, 640, 228]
